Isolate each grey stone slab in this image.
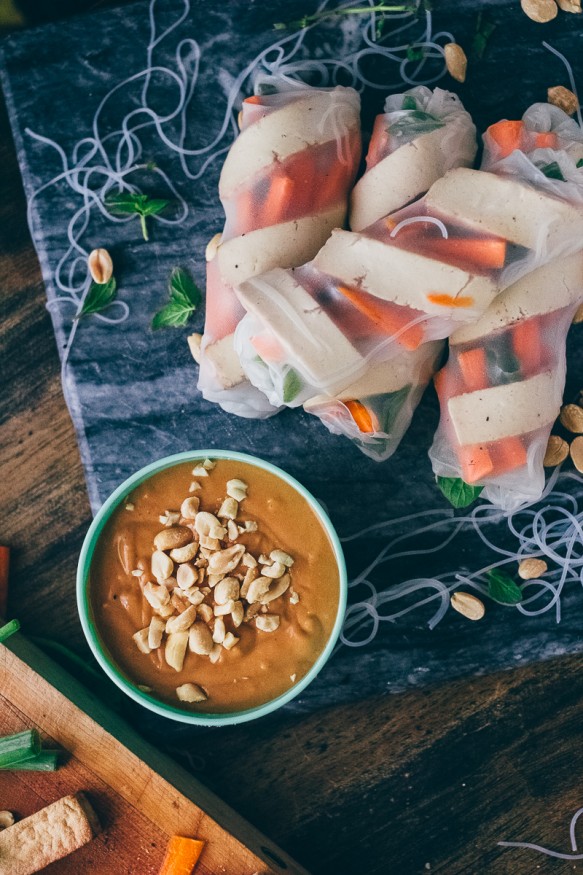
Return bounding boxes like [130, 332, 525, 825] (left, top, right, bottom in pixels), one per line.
[1, 0, 582, 722]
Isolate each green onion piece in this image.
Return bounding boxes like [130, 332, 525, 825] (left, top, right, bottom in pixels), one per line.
[0, 619, 20, 643]
[1, 750, 60, 772]
[0, 729, 41, 768]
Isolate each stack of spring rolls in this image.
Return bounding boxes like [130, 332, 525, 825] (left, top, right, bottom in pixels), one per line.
[195, 83, 583, 509]
[197, 83, 361, 417]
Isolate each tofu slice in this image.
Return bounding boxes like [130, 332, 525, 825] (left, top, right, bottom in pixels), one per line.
[314, 229, 497, 318]
[350, 124, 476, 232]
[220, 88, 360, 197]
[217, 206, 346, 287]
[448, 371, 561, 445]
[451, 252, 583, 345]
[203, 334, 245, 389]
[304, 341, 442, 408]
[425, 167, 583, 251]
[236, 268, 365, 391]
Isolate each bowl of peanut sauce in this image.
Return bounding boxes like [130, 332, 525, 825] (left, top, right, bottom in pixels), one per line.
[77, 450, 347, 725]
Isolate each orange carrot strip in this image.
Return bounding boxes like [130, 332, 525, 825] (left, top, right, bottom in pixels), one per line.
[336, 285, 424, 350]
[345, 400, 376, 433]
[0, 546, 9, 619]
[158, 836, 205, 875]
[534, 131, 558, 149]
[243, 95, 263, 105]
[459, 444, 495, 484]
[512, 318, 541, 375]
[419, 236, 507, 270]
[490, 436, 528, 475]
[261, 174, 295, 226]
[250, 334, 285, 363]
[457, 348, 489, 392]
[487, 120, 525, 158]
[426, 293, 474, 309]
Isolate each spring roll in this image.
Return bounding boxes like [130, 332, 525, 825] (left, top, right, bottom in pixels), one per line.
[429, 254, 583, 510]
[350, 86, 477, 231]
[304, 342, 443, 461]
[197, 84, 361, 417]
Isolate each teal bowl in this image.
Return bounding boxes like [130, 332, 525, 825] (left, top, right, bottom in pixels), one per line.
[77, 450, 347, 726]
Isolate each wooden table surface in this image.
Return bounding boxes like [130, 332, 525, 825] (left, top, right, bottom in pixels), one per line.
[2, 6, 583, 875]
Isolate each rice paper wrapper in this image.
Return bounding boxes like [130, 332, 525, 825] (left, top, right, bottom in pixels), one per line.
[197, 82, 361, 417]
[350, 85, 477, 231]
[430, 253, 583, 510]
[304, 341, 444, 462]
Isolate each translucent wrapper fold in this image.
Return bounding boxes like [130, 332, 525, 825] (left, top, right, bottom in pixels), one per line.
[197, 83, 361, 417]
[304, 341, 444, 461]
[430, 254, 583, 510]
[350, 86, 477, 231]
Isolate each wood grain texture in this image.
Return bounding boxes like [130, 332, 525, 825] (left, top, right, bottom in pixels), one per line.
[1, 3, 583, 874]
[1, 637, 308, 875]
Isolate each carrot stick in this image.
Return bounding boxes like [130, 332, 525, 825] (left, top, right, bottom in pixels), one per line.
[457, 347, 489, 392]
[158, 836, 205, 875]
[512, 318, 541, 375]
[0, 546, 9, 619]
[250, 334, 286, 363]
[418, 236, 507, 270]
[487, 120, 525, 158]
[426, 293, 475, 309]
[243, 95, 263, 105]
[336, 285, 424, 350]
[490, 436, 528, 475]
[458, 444, 494, 484]
[345, 400, 376, 434]
[261, 174, 295, 225]
[534, 131, 558, 150]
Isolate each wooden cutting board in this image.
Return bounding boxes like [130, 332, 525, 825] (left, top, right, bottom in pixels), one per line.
[0, 635, 309, 874]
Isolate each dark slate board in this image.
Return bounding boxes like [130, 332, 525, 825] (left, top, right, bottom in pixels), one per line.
[2, 0, 583, 720]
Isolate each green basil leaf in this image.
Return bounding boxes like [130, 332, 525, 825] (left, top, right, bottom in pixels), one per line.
[389, 110, 444, 139]
[151, 301, 192, 330]
[577, 158, 583, 169]
[104, 192, 144, 215]
[487, 569, 523, 605]
[169, 267, 202, 309]
[282, 368, 303, 403]
[151, 267, 201, 329]
[437, 476, 483, 509]
[139, 198, 172, 217]
[77, 277, 117, 319]
[365, 385, 410, 435]
[406, 46, 424, 62]
[402, 95, 417, 111]
[539, 161, 564, 181]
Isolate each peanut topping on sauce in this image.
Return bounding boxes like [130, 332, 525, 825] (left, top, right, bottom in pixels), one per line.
[90, 459, 340, 712]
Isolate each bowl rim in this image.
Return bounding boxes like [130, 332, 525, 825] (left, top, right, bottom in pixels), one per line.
[76, 449, 348, 726]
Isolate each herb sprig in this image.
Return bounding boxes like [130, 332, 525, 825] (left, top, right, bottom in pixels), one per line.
[152, 267, 202, 330]
[105, 192, 171, 241]
[76, 277, 117, 320]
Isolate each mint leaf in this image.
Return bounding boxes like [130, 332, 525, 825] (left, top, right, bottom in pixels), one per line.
[77, 277, 117, 319]
[151, 267, 202, 330]
[402, 95, 417, 110]
[577, 158, 583, 168]
[282, 368, 303, 403]
[105, 192, 172, 240]
[437, 476, 483, 509]
[169, 267, 202, 309]
[487, 569, 523, 605]
[389, 110, 444, 139]
[539, 161, 564, 181]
